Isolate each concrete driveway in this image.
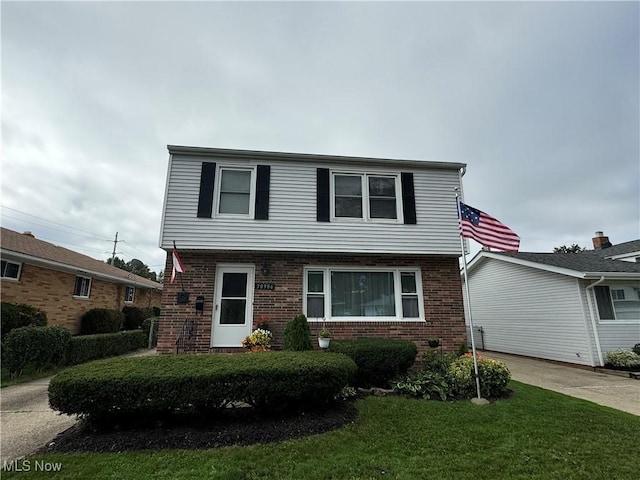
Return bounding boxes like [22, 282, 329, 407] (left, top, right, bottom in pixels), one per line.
[1, 376, 76, 464]
[483, 351, 640, 416]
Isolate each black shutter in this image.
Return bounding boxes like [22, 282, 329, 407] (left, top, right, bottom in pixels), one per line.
[197, 162, 216, 218]
[317, 168, 330, 222]
[255, 165, 270, 220]
[401, 172, 417, 224]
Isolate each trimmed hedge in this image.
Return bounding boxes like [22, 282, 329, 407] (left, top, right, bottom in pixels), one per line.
[79, 308, 124, 335]
[49, 351, 357, 418]
[284, 314, 313, 351]
[122, 306, 149, 331]
[66, 331, 147, 365]
[328, 338, 418, 387]
[3, 326, 71, 376]
[1, 302, 47, 341]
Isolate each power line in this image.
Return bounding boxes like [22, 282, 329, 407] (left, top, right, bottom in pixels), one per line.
[1, 211, 111, 242]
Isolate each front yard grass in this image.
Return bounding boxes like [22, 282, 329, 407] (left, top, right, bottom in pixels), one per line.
[4, 381, 639, 479]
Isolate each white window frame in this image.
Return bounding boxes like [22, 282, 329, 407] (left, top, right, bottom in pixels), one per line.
[303, 266, 424, 322]
[330, 171, 402, 223]
[125, 286, 135, 303]
[215, 165, 256, 218]
[594, 284, 640, 324]
[73, 275, 92, 299]
[1, 260, 21, 280]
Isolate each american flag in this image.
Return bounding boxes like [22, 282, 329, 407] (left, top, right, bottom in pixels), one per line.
[458, 201, 520, 252]
[170, 244, 186, 284]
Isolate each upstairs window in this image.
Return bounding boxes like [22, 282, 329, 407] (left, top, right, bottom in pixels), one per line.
[332, 173, 400, 221]
[125, 286, 135, 303]
[217, 168, 254, 216]
[74, 276, 91, 298]
[1, 260, 21, 280]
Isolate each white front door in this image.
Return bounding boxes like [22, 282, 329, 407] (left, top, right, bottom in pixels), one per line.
[212, 265, 254, 347]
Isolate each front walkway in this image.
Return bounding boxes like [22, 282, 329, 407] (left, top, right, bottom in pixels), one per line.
[483, 351, 640, 416]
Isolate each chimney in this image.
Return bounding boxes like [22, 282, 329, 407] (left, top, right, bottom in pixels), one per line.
[592, 231, 612, 250]
[22, 231, 35, 238]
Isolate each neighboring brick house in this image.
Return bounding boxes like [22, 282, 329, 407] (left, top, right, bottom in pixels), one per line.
[157, 146, 468, 355]
[1, 227, 163, 333]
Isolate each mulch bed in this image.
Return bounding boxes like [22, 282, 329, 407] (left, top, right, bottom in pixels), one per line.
[41, 403, 358, 453]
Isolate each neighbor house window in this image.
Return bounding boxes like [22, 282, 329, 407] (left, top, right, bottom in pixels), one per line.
[304, 267, 422, 321]
[125, 286, 135, 303]
[594, 285, 640, 321]
[217, 167, 255, 216]
[1, 260, 21, 280]
[73, 276, 91, 298]
[332, 173, 400, 221]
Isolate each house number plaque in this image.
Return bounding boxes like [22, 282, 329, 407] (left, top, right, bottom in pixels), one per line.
[255, 282, 275, 290]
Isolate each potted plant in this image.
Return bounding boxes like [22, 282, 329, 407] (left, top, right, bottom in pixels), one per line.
[318, 328, 331, 349]
[242, 328, 273, 352]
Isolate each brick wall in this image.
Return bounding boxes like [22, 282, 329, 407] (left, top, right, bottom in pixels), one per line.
[1, 263, 162, 333]
[158, 252, 466, 357]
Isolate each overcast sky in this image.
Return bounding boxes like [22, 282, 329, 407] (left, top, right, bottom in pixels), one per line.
[2, 1, 638, 275]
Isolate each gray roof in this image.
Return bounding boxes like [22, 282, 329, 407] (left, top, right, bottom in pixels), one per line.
[497, 246, 640, 275]
[591, 239, 640, 258]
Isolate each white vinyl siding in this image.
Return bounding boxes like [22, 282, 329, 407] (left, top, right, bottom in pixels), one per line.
[464, 260, 593, 366]
[161, 155, 462, 254]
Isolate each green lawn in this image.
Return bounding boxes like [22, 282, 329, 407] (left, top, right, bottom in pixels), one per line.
[3, 382, 639, 479]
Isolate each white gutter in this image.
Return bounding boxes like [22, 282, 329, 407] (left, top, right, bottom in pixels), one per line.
[584, 276, 606, 366]
[1, 250, 162, 290]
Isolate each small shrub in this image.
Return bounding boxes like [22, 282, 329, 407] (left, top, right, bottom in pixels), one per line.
[142, 317, 159, 348]
[284, 314, 313, 351]
[66, 331, 146, 365]
[328, 338, 417, 387]
[1, 302, 47, 341]
[122, 306, 146, 330]
[79, 308, 124, 335]
[448, 355, 511, 399]
[633, 344, 640, 356]
[48, 351, 357, 419]
[422, 350, 457, 375]
[456, 343, 469, 356]
[392, 370, 450, 401]
[605, 349, 640, 368]
[3, 326, 71, 376]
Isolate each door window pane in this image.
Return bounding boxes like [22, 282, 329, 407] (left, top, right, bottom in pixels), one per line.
[220, 299, 246, 324]
[222, 273, 247, 297]
[331, 271, 395, 317]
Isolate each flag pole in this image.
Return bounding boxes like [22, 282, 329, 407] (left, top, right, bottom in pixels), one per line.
[456, 191, 483, 401]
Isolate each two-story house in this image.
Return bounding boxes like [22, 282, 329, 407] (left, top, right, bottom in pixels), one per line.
[157, 146, 467, 355]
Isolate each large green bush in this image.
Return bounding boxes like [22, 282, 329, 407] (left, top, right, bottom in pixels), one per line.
[328, 338, 418, 387]
[49, 351, 357, 418]
[284, 314, 313, 351]
[1, 302, 47, 341]
[448, 355, 511, 399]
[122, 306, 148, 330]
[3, 326, 71, 376]
[66, 331, 146, 365]
[79, 308, 124, 335]
[633, 344, 640, 356]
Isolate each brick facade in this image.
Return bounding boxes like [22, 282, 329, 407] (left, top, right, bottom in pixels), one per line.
[1, 263, 162, 333]
[157, 251, 466, 357]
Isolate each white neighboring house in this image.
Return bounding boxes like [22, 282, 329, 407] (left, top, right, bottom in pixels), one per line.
[462, 233, 640, 367]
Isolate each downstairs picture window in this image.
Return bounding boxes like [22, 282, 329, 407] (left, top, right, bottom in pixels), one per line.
[304, 267, 423, 321]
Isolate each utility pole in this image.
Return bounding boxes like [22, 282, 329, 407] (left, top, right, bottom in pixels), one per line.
[110, 232, 119, 266]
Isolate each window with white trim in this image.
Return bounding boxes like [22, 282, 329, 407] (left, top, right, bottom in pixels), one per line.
[304, 267, 423, 321]
[125, 286, 135, 303]
[73, 276, 91, 298]
[216, 167, 255, 216]
[594, 285, 640, 321]
[1, 260, 21, 280]
[332, 173, 400, 221]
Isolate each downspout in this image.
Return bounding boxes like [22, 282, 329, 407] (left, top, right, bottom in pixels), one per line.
[585, 276, 605, 366]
